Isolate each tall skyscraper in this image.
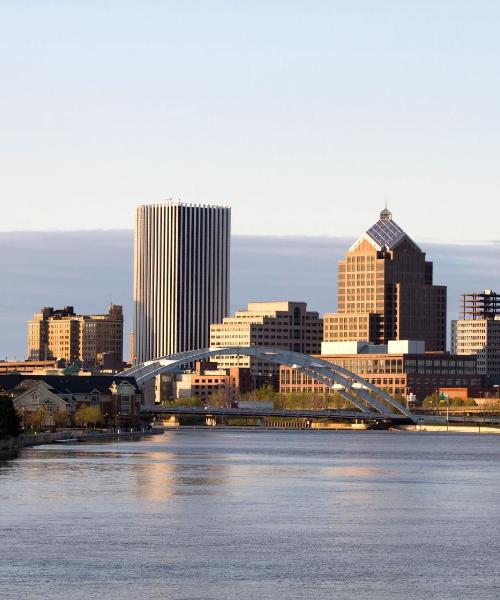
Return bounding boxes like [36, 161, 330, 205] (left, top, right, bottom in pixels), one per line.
[133, 202, 231, 363]
[323, 207, 447, 351]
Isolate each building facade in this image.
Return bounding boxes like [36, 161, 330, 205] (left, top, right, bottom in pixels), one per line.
[324, 208, 447, 351]
[0, 360, 59, 375]
[210, 301, 323, 382]
[279, 342, 482, 402]
[153, 361, 253, 404]
[27, 305, 124, 369]
[133, 202, 231, 363]
[452, 290, 500, 380]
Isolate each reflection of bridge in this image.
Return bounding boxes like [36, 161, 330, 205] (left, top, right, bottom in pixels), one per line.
[120, 346, 416, 422]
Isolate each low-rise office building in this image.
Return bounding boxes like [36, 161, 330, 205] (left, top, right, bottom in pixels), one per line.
[0, 360, 59, 375]
[279, 341, 482, 402]
[210, 301, 323, 385]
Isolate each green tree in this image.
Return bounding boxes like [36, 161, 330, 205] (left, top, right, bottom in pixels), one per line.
[240, 384, 281, 405]
[328, 392, 349, 410]
[207, 389, 228, 407]
[74, 406, 103, 429]
[54, 410, 69, 428]
[173, 396, 204, 408]
[85, 407, 103, 428]
[0, 394, 21, 440]
[422, 394, 437, 409]
[74, 406, 89, 428]
[23, 409, 43, 431]
[252, 384, 277, 401]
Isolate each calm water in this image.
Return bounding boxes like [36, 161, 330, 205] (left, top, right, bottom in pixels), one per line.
[1, 430, 500, 600]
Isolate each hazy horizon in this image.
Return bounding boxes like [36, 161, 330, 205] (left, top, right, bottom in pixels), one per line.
[1, 230, 499, 361]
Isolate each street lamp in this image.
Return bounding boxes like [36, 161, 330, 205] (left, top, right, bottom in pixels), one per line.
[446, 394, 449, 432]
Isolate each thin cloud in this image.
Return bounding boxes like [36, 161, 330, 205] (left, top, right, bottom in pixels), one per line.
[1, 232, 499, 360]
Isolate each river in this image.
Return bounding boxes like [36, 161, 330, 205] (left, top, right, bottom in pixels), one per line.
[1, 429, 500, 599]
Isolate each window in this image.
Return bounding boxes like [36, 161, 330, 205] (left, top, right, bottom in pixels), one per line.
[121, 395, 131, 415]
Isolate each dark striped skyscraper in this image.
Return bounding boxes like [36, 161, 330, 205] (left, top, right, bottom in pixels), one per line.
[133, 202, 231, 363]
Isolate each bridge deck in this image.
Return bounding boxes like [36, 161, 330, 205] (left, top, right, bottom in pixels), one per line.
[143, 407, 411, 422]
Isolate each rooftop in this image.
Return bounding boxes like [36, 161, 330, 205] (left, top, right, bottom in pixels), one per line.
[350, 207, 420, 252]
[0, 374, 140, 395]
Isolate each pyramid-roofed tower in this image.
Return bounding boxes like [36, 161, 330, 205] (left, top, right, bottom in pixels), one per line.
[324, 207, 447, 351]
[350, 207, 420, 253]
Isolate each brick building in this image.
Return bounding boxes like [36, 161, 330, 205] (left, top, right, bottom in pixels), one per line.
[154, 361, 253, 404]
[279, 341, 482, 402]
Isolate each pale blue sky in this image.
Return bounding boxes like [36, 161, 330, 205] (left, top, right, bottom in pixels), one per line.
[1, 1, 499, 241]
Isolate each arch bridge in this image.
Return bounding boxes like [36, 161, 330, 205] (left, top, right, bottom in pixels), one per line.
[121, 346, 415, 422]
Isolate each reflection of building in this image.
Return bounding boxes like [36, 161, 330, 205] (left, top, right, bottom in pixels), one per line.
[133, 202, 231, 363]
[153, 361, 252, 404]
[452, 290, 500, 380]
[279, 340, 482, 401]
[1, 374, 145, 426]
[27, 305, 124, 369]
[210, 301, 323, 384]
[324, 208, 447, 351]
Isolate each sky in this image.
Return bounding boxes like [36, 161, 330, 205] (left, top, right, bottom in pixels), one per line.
[1, 1, 500, 241]
[1, 230, 499, 360]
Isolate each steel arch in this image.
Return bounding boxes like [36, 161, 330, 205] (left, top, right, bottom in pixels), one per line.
[120, 346, 415, 420]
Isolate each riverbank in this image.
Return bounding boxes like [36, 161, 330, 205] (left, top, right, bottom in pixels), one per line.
[399, 423, 500, 434]
[0, 428, 165, 453]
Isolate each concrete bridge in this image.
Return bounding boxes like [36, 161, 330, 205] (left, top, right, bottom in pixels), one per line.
[121, 346, 416, 423]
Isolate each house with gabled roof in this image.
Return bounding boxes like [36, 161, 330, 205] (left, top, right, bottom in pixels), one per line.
[0, 374, 145, 427]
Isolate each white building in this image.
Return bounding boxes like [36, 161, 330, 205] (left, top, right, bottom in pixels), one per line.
[133, 202, 231, 363]
[452, 317, 500, 378]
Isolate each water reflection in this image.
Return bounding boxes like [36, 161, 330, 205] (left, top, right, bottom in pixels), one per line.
[2, 431, 500, 600]
[133, 450, 228, 500]
[0, 451, 19, 475]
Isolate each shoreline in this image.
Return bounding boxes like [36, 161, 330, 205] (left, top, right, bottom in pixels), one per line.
[3, 424, 500, 457]
[0, 429, 164, 453]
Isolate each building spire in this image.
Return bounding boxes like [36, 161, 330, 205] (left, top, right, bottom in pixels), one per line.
[380, 203, 392, 221]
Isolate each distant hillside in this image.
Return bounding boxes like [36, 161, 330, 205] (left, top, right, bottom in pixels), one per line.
[1, 230, 499, 359]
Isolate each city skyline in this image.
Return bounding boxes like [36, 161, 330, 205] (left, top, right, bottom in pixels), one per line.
[1, 228, 499, 361]
[2, 2, 500, 242]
